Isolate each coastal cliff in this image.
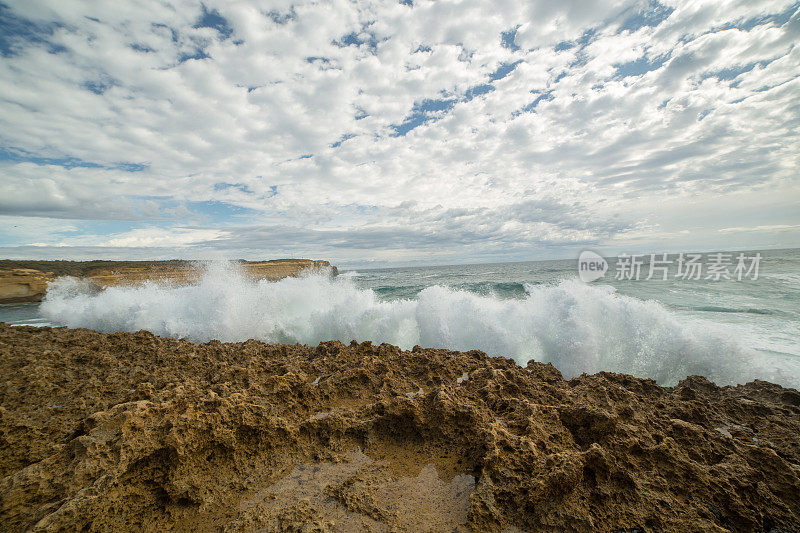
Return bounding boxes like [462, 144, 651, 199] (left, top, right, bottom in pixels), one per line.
[0, 324, 798, 531]
[0, 269, 53, 304]
[0, 259, 336, 304]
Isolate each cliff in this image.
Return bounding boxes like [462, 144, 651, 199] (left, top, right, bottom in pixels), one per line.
[0, 269, 54, 304]
[0, 324, 798, 531]
[0, 259, 336, 304]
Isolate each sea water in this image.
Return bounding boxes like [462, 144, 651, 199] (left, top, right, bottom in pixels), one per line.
[1, 248, 798, 388]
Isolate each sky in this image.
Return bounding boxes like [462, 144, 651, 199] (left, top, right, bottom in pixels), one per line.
[0, 0, 798, 268]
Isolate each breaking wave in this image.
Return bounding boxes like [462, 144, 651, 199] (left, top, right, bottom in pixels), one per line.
[41, 262, 800, 388]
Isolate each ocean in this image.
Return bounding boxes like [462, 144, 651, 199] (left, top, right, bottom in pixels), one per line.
[2, 248, 799, 389]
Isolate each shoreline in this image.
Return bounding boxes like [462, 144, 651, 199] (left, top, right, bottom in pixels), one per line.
[1, 323, 799, 531]
[0, 259, 337, 304]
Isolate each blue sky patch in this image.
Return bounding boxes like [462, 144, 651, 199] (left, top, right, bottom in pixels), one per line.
[489, 60, 522, 81]
[194, 5, 233, 39]
[354, 106, 369, 120]
[719, 3, 798, 32]
[618, 1, 675, 32]
[561, 30, 599, 69]
[214, 182, 253, 194]
[334, 26, 381, 53]
[391, 59, 528, 135]
[116, 162, 148, 172]
[331, 133, 356, 148]
[614, 52, 671, 78]
[703, 60, 774, 83]
[0, 147, 147, 171]
[178, 48, 210, 62]
[501, 26, 520, 51]
[514, 90, 554, 116]
[130, 43, 155, 53]
[464, 84, 494, 101]
[391, 97, 457, 136]
[188, 200, 256, 223]
[83, 78, 115, 95]
[267, 8, 297, 25]
[77, 220, 147, 235]
[0, 4, 63, 56]
[128, 195, 254, 223]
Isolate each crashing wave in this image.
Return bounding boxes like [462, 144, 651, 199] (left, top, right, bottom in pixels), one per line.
[41, 261, 800, 388]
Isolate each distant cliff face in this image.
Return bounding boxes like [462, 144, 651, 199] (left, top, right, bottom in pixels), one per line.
[0, 259, 336, 304]
[0, 269, 55, 304]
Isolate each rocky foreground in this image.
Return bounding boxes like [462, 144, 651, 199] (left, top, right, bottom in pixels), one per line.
[0, 259, 336, 303]
[0, 324, 799, 532]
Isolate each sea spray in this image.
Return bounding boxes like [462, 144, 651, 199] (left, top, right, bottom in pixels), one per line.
[41, 261, 800, 388]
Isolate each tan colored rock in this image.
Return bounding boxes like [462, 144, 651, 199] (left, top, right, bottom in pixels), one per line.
[243, 260, 337, 281]
[0, 325, 798, 532]
[85, 259, 336, 288]
[0, 259, 336, 303]
[0, 269, 55, 303]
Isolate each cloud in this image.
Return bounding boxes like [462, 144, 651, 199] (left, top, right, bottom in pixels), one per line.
[0, 0, 798, 265]
[719, 224, 800, 234]
[99, 227, 225, 248]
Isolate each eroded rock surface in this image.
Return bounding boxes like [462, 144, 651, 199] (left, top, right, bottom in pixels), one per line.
[0, 324, 798, 531]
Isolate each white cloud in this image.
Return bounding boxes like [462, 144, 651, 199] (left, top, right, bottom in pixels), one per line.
[101, 227, 225, 248]
[0, 0, 798, 265]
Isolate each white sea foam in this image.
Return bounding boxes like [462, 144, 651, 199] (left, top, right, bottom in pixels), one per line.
[41, 261, 800, 388]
